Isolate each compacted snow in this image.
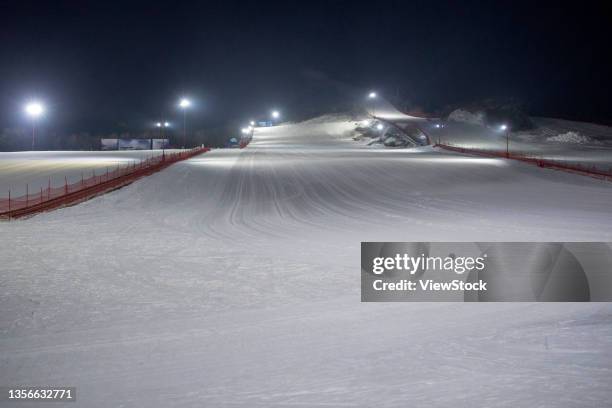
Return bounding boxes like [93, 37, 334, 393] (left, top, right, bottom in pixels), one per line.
[1, 117, 612, 407]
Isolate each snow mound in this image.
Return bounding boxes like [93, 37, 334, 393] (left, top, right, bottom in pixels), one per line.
[546, 131, 600, 145]
[448, 109, 485, 126]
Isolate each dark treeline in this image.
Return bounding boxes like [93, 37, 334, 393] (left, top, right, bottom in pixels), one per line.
[0, 125, 240, 151]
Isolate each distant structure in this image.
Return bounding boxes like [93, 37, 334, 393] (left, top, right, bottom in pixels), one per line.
[226, 137, 239, 148]
[101, 138, 169, 150]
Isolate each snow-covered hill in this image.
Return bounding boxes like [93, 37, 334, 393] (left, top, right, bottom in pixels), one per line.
[519, 117, 612, 146]
[446, 107, 612, 147]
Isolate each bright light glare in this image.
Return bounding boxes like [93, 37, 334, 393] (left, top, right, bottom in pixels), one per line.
[376, 123, 384, 130]
[164, 122, 170, 127]
[368, 92, 377, 99]
[434, 124, 441, 128]
[241, 127, 250, 134]
[25, 102, 45, 117]
[156, 122, 162, 127]
[500, 124, 508, 131]
[361, 119, 371, 126]
[271, 110, 280, 119]
[179, 98, 191, 108]
[250, 121, 255, 126]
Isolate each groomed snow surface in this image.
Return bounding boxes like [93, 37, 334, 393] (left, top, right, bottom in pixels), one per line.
[1, 115, 612, 407]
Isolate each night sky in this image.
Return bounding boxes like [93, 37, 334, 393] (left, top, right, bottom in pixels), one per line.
[1, 0, 610, 134]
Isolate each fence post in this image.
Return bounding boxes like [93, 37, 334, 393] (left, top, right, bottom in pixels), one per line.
[81, 172, 84, 187]
[26, 184, 29, 207]
[40, 187, 43, 203]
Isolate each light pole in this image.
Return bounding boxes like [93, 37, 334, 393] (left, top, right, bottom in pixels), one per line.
[368, 91, 377, 117]
[500, 124, 509, 157]
[434, 123, 443, 145]
[156, 121, 170, 138]
[179, 98, 191, 148]
[24, 102, 45, 150]
[162, 122, 170, 157]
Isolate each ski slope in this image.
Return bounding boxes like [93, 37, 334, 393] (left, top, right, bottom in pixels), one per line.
[1, 117, 612, 407]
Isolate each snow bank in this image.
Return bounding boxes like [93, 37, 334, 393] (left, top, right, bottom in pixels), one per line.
[524, 117, 612, 147]
[546, 131, 600, 145]
[448, 109, 486, 126]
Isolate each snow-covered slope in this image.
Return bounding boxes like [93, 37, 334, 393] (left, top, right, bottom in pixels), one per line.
[519, 117, 612, 146]
[1, 116, 611, 407]
[0, 149, 182, 196]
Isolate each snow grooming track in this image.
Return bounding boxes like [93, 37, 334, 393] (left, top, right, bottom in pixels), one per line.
[1, 115, 612, 407]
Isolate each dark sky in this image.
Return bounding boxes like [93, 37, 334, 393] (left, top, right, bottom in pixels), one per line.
[1, 0, 610, 133]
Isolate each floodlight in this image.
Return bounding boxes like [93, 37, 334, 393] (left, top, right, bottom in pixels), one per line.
[25, 102, 45, 117]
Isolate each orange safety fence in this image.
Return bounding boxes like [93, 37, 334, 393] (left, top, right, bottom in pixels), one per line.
[1, 147, 210, 219]
[436, 143, 612, 181]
